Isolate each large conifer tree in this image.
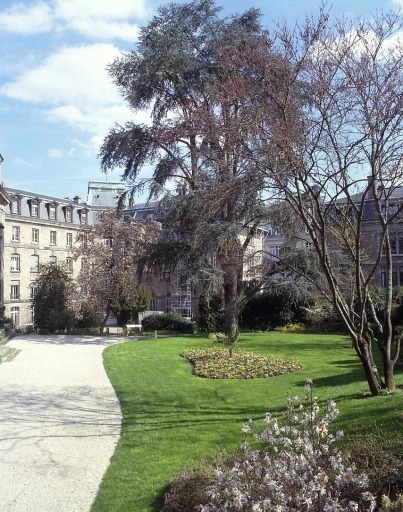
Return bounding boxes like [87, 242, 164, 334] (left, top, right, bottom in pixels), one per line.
[100, 0, 282, 335]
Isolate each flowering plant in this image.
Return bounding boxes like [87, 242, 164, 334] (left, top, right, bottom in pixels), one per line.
[201, 380, 376, 511]
[181, 347, 301, 379]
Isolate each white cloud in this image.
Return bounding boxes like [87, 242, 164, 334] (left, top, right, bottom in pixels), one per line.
[66, 19, 140, 42]
[54, 0, 148, 21]
[0, 1, 53, 35]
[0, 42, 139, 156]
[0, 0, 147, 41]
[47, 148, 63, 157]
[0, 43, 124, 107]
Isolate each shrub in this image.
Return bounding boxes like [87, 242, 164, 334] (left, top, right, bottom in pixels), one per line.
[76, 299, 101, 329]
[274, 323, 307, 333]
[162, 467, 212, 512]
[49, 308, 75, 332]
[141, 312, 195, 333]
[239, 291, 309, 331]
[200, 380, 376, 511]
[380, 494, 403, 511]
[303, 300, 348, 333]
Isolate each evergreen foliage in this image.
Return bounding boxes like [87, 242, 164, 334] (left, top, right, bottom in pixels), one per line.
[141, 312, 195, 333]
[240, 290, 309, 331]
[32, 263, 76, 332]
[100, 0, 285, 335]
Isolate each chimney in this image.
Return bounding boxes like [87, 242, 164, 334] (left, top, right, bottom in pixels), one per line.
[73, 195, 81, 204]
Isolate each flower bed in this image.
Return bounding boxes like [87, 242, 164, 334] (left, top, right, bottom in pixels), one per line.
[181, 347, 301, 379]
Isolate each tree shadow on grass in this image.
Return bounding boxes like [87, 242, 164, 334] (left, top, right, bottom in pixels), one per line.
[11, 333, 124, 347]
[292, 359, 369, 400]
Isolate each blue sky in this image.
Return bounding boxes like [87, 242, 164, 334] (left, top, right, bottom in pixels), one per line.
[0, 0, 401, 203]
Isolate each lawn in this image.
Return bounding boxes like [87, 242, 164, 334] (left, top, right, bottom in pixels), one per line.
[91, 332, 403, 512]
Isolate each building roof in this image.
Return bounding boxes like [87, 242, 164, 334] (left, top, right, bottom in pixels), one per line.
[87, 181, 127, 208]
[5, 186, 87, 207]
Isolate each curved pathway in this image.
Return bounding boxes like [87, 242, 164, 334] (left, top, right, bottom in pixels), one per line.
[0, 334, 122, 512]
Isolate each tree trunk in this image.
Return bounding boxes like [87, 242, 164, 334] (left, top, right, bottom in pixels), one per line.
[381, 346, 395, 390]
[100, 310, 110, 333]
[223, 270, 238, 336]
[356, 340, 381, 396]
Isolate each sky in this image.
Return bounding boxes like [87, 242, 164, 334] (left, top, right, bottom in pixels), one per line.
[0, 0, 402, 204]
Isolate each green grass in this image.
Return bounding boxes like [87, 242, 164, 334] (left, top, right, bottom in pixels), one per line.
[91, 333, 403, 512]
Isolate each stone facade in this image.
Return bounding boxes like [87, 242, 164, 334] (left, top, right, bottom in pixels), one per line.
[3, 182, 127, 327]
[3, 189, 92, 327]
[0, 185, 10, 317]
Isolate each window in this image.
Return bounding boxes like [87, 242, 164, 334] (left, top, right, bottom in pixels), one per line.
[11, 198, 19, 214]
[81, 231, 89, 247]
[30, 255, 39, 273]
[65, 208, 72, 222]
[81, 258, 87, 271]
[268, 245, 281, 258]
[10, 281, 20, 300]
[29, 283, 38, 300]
[49, 205, 56, 220]
[32, 228, 39, 244]
[11, 226, 20, 242]
[10, 307, 19, 328]
[66, 232, 73, 247]
[31, 203, 38, 217]
[80, 210, 88, 225]
[102, 238, 114, 248]
[66, 257, 73, 273]
[381, 266, 403, 286]
[11, 254, 20, 272]
[391, 236, 398, 255]
[383, 233, 403, 255]
[50, 231, 57, 245]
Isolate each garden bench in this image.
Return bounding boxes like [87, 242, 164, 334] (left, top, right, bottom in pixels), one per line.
[125, 324, 142, 335]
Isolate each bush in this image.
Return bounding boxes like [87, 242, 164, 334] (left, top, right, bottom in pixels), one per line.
[76, 300, 101, 329]
[380, 494, 403, 511]
[239, 291, 309, 331]
[303, 300, 347, 333]
[274, 323, 307, 333]
[49, 308, 75, 332]
[141, 312, 195, 333]
[200, 380, 376, 511]
[162, 467, 212, 512]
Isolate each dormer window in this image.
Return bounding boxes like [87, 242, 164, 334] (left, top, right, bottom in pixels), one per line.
[65, 206, 73, 223]
[48, 203, 57, 220]
[11, 196, 20, 214]
[29, 198, 41, 218]
[79, 209, 88, 225]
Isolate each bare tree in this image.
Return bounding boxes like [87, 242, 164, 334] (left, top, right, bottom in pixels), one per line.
[251, 7, 403, 394]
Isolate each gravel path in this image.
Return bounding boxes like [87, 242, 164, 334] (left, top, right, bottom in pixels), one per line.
[0, 334, 122, 512]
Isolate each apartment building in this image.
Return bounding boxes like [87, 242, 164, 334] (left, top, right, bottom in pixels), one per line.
[0, 184, 10, 317]
[3, 188, 93, 327]
[2, 181, 128, 328]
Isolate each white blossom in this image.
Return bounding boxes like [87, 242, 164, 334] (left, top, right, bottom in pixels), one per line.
[201, 379, 376, 511]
